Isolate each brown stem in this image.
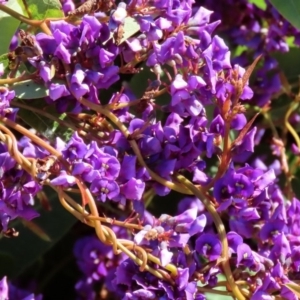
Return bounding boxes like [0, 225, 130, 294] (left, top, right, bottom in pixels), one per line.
[176, 174, 246, 300]
[0, 4, 52, 35]
[77, 96, 193, 195]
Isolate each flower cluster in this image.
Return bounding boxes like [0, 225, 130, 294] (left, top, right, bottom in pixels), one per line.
[0, 0, 300, 299]
[197, 0, 300, 107]
[0, 139, 41, 234]
[74, 228, 128, 299]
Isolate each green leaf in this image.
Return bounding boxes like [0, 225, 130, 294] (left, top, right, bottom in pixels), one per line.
[129, 64, 170, 104]
[270, 0, 300, 30]
[120, 17, 140, 44]
[286, 36, 296, 47]
[0, 188, 78, 278]
[292, 177, 300, 199]
[249, 0, 267, 10]
[15, 97, 72, 141]
[0, 53, 9, 69]
[13, 80, 48, 99]
[106, 15, 160, 45]
[202, 274, 232, 300]
[104, 16, 141, 45]
[272, 48, 300, 82]
[0, 0, 24, 55]
[22, 0, 63, 19]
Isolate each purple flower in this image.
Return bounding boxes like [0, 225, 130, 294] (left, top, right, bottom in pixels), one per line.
[49, 83, 70, 101]
[237, 244, 257, 270]
[188, 214, 207, 236]
[260, 221, 287, 241]
[195, 233, 222, 261]
[62, 132, 88, 161]
[0, 87, 15, 115]
[90, 179, 120, 202]
[109, 2, 127, 31]
[74, 235, 112, 280]
[0, 276, 42, 300]
[69, 66, 89, 99]
[0, 276, 8, 299]
[85, 141, 120, 180]
[61, 0, 75, 15]
[227, 231, 243, 254]
[50, 171, 76, 188]
[269, 233, 291, 263]
[120, 178, 145, 201]
[159, 242, 173, 266]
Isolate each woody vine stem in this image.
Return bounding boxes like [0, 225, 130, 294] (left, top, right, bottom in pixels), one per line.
[0, 0, 299, 299]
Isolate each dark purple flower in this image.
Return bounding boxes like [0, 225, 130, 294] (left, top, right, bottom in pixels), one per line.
[0, 276, 42, 300]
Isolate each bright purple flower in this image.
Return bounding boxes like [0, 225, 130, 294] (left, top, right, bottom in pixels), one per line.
[269, 233, 291, 263]
[0, 276, 8, 299]
[227, 231, 243, 254]
[50, 171, 76, 188]
[159, 242, 173, 266]
[280, 286, 298, 300]
[229, 218, 254, 239]
[0, 87, 15, 114]
[90, 179, 120, 202]
[214, 168, 254, 207]
[61, 0, 75, 15]
[120, 178, 145, 201]
[160, 208, 197, 227]
[237, 244, 257, 270]
[85, 142, 120, 180]
[99, 48, 115, 68]
[62, 132, 87, 161]
[49, 83, 70, 101]
[260, 220, 287, 241]
[38, 61, 51, 82]
[176, 268, 189, 291]
[210, 114, 224, 135]
[70, 66, 89, 99]
[72, 161, 93, 178]
[195, 233, 222, 261]
[0, 152, 16, 178]
[119, 155, 137, 181]
[251, 290, 273, 300]
[188, 214, 207, 236]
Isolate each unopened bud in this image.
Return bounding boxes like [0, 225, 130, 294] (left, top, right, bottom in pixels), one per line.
[152, 64, 162, 76]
